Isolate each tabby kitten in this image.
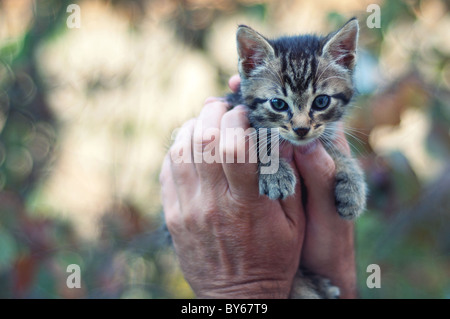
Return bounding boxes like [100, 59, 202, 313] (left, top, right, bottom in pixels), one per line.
[226, 18, 367, 298]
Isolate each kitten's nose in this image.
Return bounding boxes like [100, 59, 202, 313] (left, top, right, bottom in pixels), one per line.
[293, 127, 310, 138]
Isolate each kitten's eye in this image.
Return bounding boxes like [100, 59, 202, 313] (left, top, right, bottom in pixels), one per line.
[270, 98, 288, 111]
[312, 95, 330, 109]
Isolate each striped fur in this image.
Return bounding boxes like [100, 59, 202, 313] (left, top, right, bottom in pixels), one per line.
[227, 18, 367, 299]
[228, 20, 357, 147]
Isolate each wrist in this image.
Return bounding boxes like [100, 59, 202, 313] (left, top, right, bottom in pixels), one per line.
[195, 279, 292, 299]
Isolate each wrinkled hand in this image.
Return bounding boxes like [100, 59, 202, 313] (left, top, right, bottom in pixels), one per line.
[160, 75, 357, 298]
[160, 95, 305, 298]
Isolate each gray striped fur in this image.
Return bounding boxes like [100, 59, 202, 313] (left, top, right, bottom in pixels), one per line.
[227, 18, 367, 299]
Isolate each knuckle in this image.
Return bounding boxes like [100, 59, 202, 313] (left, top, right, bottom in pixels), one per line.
[220, 108, 235, 124]
[223, 106, 248, 123]
[220, 139, 237, 160]
[183, 118, 197, 131]
[193, 133, 220, 157]
[170, 138, 193, 164]
[165, 210, 181, 234]
[168, 152, 194, 185]
[193, 130, 219, 151]
[169, 144, 183, 163]
[230, 105, 248, 117]
[220, 135, 247, 162]
[192, 131, 204, 148]
[173, 118, 195, 143]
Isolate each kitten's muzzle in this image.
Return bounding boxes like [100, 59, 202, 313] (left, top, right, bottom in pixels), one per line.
[293, 127, 310, 138]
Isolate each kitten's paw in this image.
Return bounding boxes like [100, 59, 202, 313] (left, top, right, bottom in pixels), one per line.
[259, 160, 296, 200]
[324, 283, 341, 299]
[290, 269, 340, 299]
[334, 168, 366, 220]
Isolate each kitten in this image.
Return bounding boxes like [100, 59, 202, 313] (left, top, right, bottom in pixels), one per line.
[226, 18, 367, 298]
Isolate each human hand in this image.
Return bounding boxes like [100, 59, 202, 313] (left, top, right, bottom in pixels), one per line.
[292, 129, 357, 299]
[160, 92, 306, 298]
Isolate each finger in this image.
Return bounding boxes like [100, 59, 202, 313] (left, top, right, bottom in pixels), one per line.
[228, 74, 241, 93]
[160, 153, 182, 227]
[220, 105, 259, 198]
[275, 141, 305, 227]
[279, 180, 305, 232]
[294, 142, 336, 214]
[279, 190, 306, 233]
[160, 153, 179, 209]
[333, 122, 351, 156]
[294, 123, 352, 210]
[193, 100, 229, 190]
[170, 118, 199, 202]
[204, 96, 226, 105]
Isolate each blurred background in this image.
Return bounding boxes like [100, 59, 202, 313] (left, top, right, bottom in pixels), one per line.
[0, 0, 449, 298]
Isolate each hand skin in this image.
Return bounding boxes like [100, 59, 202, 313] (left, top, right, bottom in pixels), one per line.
[159, 75, 357, 299]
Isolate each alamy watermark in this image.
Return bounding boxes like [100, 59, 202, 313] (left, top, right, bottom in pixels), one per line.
[65, 262, 381, 290]
[65, 3, 382, 30]
[170, 125, 281, 174]
[66, 264, 81, 289]
[366, 264, 381, 288]
[66, 4, 81, 29]
[366, 4, 381, 29]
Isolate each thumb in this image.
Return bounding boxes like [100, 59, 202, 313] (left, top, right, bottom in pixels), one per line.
[278, 142, 305, 228]
[294, 141, 336, 211]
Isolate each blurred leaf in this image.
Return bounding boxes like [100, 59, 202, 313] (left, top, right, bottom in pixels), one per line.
[0, 228, 18, 272]
[241, 3, 267, 21]
[13, 254, 37, 297]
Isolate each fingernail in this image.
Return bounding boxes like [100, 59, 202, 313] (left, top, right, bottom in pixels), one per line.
[296, 140, 318, 155]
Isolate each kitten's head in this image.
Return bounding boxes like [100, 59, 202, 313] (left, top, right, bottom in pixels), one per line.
[236, 18, 359, 146]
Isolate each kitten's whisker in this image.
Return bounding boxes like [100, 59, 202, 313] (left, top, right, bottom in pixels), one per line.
[246, 129, 283, 164]
[343, 126, 369, 137]
[247, 134, 271, 158]
[333, 126, 367, 149]
[322, 127, 366, 158]
[343, 131, 365, 146]
[319, 131, 342, 159]
[319, 136, 336, 158]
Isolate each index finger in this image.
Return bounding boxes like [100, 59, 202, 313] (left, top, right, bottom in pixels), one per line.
[220, 105, 259, 199]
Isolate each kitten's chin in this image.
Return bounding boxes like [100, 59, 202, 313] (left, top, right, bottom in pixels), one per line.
[285, 136, 318, 147]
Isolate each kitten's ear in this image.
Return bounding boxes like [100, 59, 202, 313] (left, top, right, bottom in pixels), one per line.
[236, 25, 275, 78]
[322, 18, 359, 70]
